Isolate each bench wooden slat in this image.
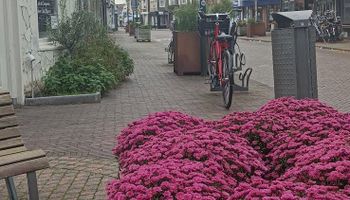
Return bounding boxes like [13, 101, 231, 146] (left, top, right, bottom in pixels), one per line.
[0, 115, 18, 129]
[0, 146, 27, 157]
[0, 157, 49, 179]
[0, 105, 14, 117]
[0, 137, 23, 150]
[0, 149, 46, 167]
[0, 94, 12, 106]
[0, 127, 21, 140]
[0, 89, 10, 95]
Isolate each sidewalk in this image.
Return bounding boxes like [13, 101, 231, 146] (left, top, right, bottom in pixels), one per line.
[239, 32, 350, 52]
[0, 30, 274, 199]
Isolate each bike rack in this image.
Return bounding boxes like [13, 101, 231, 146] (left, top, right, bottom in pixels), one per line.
[233, 68, 252, 91]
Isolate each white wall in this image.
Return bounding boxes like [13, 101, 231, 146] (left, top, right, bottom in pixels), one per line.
[0, 0, 77, 104]
[0, 0, 23, 104]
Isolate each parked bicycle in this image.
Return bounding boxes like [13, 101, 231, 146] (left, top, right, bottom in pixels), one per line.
[199, 10, 252, 109]
[310, 10, 343, 43]
[166, 20, 175, 64]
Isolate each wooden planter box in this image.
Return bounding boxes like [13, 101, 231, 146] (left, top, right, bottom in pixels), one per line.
[129, 25, 135, 36]
[247, 22, 266, 37]
[174, 31, 201, 75]
[125, 25, 129, 33]
[237, 26, 247, 36]
[136, 28, 151, 42]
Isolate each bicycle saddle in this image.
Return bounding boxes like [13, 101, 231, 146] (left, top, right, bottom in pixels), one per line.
[218, 33, 233, 42]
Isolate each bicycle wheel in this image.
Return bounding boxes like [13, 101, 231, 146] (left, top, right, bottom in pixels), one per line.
[222, 50, 233, 109]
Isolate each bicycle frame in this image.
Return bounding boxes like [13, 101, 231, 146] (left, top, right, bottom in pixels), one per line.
[210, 16, 230, 86]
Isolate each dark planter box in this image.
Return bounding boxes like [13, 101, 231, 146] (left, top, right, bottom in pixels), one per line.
[174, 31, 201, 75]
[247, 22, 266, 37]
[129, 25, 135, 36]
[237, 26, 247, 36]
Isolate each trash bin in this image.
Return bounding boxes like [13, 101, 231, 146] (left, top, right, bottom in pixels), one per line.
[271, 10, 318, 99]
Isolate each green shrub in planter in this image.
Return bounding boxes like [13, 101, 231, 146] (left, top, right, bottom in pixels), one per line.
[208, 0, 232, 14]
[42, 57, 115, 96]
[49, 11, 106, 54]
[46, 9, 134, 95]
[247, 18, 256, 25]
[174, 3, 198, 32]
[139, 25, 151, 29]
[238, 20, 247, 27]
[74, 38, 134, 83]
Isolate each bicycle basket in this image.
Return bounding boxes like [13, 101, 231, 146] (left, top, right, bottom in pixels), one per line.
[199, 13, 230, 37]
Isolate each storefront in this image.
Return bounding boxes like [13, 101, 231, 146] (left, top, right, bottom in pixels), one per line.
[234, 0, 280, 30]
[281, 0, 314, 11]
[338, 0, 350, 36]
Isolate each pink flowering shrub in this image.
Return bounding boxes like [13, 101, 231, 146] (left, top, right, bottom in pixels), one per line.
[118, 127, 267, 179]
[107, 97, 350, 199]
[113, 111, 206, 155]
[107, 159, 237, 200]
[231, 177, 350, 199]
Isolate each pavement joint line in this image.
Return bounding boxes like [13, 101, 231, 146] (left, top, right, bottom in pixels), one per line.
[92, 175, 104, 199]
[62, 169, 80, 199]
[77, 172, 92, 199]
[38, 170, 54, 194]
[47, 169, 68, 200]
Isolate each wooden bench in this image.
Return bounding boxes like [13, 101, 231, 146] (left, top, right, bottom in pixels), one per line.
[0, 89, 49, 200]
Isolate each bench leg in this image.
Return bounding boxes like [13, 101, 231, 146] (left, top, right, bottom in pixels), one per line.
[5, 177, 18, 200]
[27, 172, 39, 200]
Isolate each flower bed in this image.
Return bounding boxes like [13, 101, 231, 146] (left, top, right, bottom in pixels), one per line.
[107, 97, 350, 199]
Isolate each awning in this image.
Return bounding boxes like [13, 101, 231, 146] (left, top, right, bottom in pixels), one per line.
[233, 0, 280, 8]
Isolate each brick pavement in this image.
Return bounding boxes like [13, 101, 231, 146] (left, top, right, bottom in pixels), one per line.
[2, 29, 350, 199]
[0, 30, 273, 199]
[237, 37, 350, 112]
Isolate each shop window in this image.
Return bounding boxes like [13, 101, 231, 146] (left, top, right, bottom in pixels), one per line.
[159, 0, 165, 7]
[37, 0, 58, 38]
[181, 0, 187, 5]
[344, 0, 350, 24]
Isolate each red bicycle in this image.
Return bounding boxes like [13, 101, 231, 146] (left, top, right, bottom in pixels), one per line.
[199, 11, 252, 109]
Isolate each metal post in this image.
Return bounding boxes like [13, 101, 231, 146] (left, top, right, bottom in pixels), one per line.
[255, 0, 258, 21]
[148, 0, 151, 25]
[27, 172, 39, 200]
[199, 0, 207, 76]
[5, 177, 18, 200]
[127, 0, 130, 25]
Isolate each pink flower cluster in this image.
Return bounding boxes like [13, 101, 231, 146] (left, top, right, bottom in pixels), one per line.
[107, 98, 350, 199]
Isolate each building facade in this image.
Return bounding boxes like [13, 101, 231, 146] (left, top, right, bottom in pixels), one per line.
[234, 0, 280, 30]
[0, 0, 115, 104]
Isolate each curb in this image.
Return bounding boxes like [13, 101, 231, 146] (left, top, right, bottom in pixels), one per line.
[25, 92, 101, 106]
[239, 37, 350, 52]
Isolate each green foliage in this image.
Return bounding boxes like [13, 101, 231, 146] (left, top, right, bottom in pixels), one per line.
[45, 10, 134, 96]
[237, 20, 247, 27]
[139, 25, 151, 29]
[174, 3, 198, 32]
[208, 0, 232, 14]
[42, 57, 116, 95]
[49, 11, 106, 54]
[247, 18, 256, 25]
[74, 37, 134, 83]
